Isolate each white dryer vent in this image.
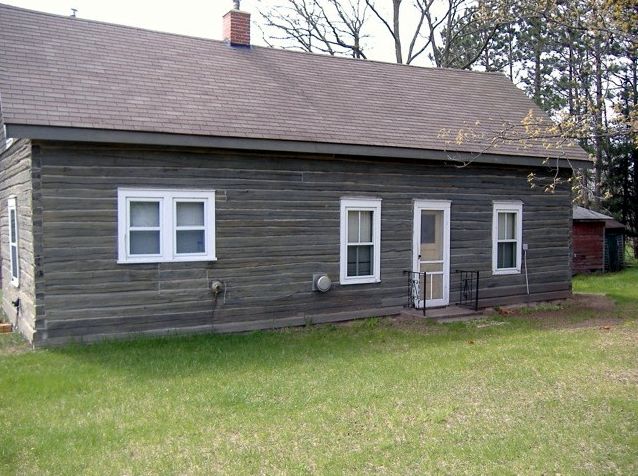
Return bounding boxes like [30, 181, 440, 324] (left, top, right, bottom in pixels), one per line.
[312, 274, 332, 293]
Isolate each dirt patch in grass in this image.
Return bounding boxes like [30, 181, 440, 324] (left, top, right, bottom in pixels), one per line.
[604, 368, 638, 385]
[503, 293, 624, 330]
[375, 294, 625, 333]
[381, 314, 448, 334]
[328, 315, 448, 336]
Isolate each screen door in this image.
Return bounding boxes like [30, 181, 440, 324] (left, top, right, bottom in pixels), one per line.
[413, 201, 450, 308]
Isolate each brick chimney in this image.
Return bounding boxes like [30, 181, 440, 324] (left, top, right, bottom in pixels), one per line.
[223, 1, 250, 47]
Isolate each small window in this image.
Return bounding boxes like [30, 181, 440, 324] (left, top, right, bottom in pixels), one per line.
[118, 189, 216, 264]
[492, 201, 523, 275]
[340, 198, 381, 285]
[7, 197, 19, 286]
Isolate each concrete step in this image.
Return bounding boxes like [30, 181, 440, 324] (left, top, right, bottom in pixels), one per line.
[400, 305, 484, 323]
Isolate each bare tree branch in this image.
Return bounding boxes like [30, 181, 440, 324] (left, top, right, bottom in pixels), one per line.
[258, 0, 369, 58]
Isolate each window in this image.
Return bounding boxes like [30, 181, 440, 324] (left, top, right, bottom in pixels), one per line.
[340, 198, 381, 284]
[492, 201, 523, 275]
[118, 188, 216, 264]
[7, 196, 19, 286]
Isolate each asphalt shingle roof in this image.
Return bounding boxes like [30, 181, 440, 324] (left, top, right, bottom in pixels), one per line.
[573, 206, 626, 229]
[0, 4, 589, 162]
[573, 206, 613, 221]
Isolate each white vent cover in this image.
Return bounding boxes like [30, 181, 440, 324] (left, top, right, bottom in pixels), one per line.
[312, 273, 332, 293]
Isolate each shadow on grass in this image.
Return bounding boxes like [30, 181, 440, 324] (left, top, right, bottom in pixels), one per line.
[49, 325, 465, 377]
[45, 298, 632, 383]
[14, 267, 630, 381]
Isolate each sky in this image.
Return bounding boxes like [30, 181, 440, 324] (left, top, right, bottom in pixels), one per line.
[2, 0, 399, 63]
[2, 0, 249, 41]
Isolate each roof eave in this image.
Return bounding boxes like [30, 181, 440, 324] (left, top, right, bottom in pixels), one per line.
[6, 123, 593, 169]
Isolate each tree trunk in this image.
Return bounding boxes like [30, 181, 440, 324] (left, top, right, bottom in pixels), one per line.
[393, 0, 403, 63]
[632, 55, 638, 258]
[508, 28, 514, 80]
[633, 145, 638, 258]
[530, 16, 543, 105]
[593, 39, 604, 206]
[484, 40, 490, 70]
[568, 42, 574, 115]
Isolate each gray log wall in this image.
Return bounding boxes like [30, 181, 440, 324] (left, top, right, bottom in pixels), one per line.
[0, 138, 44, 343]
[32, 141, 572, 345]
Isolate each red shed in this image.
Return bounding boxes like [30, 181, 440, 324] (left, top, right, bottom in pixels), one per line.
[572, 206, 625, 274]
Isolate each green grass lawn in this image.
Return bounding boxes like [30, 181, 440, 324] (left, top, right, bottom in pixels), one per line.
[1, 270, 637, 475]
[574, 264, 638, 305]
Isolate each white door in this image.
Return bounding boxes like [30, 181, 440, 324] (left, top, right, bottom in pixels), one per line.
[413, 200, 451, 308]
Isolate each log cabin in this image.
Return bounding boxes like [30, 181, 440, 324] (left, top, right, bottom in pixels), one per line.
[0, 3, 591, 345]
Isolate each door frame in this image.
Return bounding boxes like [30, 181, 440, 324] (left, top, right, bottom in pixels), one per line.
[412, 200, 451, 308]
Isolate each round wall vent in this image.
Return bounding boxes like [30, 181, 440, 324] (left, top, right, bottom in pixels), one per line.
[313, 274, 332, 293]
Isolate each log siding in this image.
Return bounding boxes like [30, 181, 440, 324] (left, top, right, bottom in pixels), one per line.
[0, 138, 44, 342]
[31, 142, 572, 345]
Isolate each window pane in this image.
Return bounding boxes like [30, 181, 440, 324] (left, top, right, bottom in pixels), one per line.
[508, 213, 516, 239]
[11, 245, 17, 278]
[358, 245, 372, 275]
[420, 210, 443, 261]
[347, 210, 373, 243]
[347, 246, 357, 276]
[427, 273, 444, 300]
[498, 212, 516, 240]
[130, 230, 160, 255]
[176, 230, 205, 254]
[9, 209, 16, 243]
[347, 211, 359, 242]
[359, 211, 372, 242]
[497, 242, 516, 269]
[420, 212, 436, 244]
[498, 213, 506, 239]
[176, 202, 205, 227]
[347, 245, 372, 277]
[130, 201, 159, 227]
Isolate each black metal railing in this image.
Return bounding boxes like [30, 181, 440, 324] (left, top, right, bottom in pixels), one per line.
[403, 270, 426, 316]
[455, 270, 480, 311]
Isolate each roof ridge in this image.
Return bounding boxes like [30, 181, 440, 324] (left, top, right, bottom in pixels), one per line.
[0, 2, 505, 78]
[249, 44, 507, 76]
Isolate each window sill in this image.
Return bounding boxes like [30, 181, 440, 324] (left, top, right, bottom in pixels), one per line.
[339, 277, 381, 285]
[492, 269, 520, 276]
[10, 278, 19, 288]
[118, 256, 217, 265]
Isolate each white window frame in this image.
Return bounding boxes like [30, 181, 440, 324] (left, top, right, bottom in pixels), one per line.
[492, 200, 523, 275]
[340, 197, 382, 285]
[7, 196, 19, 286]
[4, 125, 14, 151]
[117, 188, 216, 264]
